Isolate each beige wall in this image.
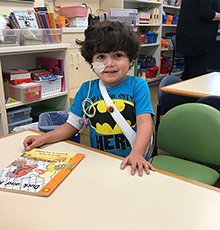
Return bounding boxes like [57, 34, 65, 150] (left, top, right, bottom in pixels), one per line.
[0, 0, 44, 15]
[0, 0, 100, 19]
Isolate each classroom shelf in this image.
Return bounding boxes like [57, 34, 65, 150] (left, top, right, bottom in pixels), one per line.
[0, 44, 70, 135]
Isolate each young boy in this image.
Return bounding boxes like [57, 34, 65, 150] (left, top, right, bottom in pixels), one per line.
[23, 21, 155, 176]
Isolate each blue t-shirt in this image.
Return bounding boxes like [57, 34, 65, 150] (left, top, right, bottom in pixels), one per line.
[69, 76, 154, 158]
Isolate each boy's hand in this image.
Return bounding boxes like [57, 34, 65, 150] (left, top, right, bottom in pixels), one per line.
[120, 153, 155, 176]
[23, 135, 45, 151]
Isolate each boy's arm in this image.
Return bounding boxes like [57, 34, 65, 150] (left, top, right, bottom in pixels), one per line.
[120, 113, 155, 176]
[23, 123, 79, 151]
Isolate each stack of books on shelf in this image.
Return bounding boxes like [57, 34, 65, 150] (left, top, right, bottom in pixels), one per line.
[7, 7, 62, 45]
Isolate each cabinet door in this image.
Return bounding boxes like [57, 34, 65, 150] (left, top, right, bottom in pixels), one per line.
[67, 48, 96, 90]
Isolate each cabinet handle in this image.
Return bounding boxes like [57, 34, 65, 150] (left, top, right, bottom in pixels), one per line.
[76, 52, 81, 65]
[71, 53, 75, 66]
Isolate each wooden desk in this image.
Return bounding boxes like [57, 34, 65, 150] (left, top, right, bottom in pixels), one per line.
[0, 130, 220, 230]
[161, 72, 220, 98]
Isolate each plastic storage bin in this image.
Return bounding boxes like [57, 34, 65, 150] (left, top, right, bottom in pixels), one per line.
[139, 33, 146, 44]
[146, 66, 159, 78]
[145, 32, 155, 44]
[153, 31, 158, 43]
[4, 82, 41, 102]
[33, 75, 63, 97]
[166, 15, 174, 24]
[20, 29, 62, 45]
[8, 117, 33, 134]
[21, 29, 43, 45]
[60, 6, 88, 18]
[38, 111, 80, 143]
[42, 29, 62, 44]
[172, 15, 179, 24]
[110, 9, 137, 26]
[0, 29, 20, 47]
[162, 15, 168, 24]
[160, 58, 173, 74]
[7, 106, 31, 124]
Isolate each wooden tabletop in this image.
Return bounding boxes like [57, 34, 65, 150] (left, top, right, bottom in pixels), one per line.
[0, 130, 220, 230]
[161, 72, 220, 98]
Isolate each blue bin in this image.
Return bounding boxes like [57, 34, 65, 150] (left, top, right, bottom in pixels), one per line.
[38, 111, 80, 143]
[162, 15, 168, 24]
[145, 32, 155, 44]
[172, 15, 179, 24]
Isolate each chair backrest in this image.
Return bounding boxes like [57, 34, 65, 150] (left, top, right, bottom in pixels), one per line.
[197, 96, 220, 111]
[158, 75, 195, 115]
[157, 103, 220, 166]
[170, 35, 183, 59]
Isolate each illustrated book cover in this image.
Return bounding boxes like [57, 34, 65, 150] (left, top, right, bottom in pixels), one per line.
[0, 149, 85, 196]
[13, 10, 39, 29]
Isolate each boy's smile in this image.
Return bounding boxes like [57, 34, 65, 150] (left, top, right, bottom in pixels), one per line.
[92, 51, 133, 88]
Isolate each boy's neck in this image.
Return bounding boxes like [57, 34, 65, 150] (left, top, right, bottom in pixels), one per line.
[103, 75, 127, 88]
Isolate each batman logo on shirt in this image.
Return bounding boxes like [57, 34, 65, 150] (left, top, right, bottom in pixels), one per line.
[89, 99, 136, 135]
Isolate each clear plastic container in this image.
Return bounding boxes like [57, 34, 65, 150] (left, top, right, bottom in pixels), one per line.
[4, 82, 41, 102]
[20, 28, 62, 45]
[0, 29, 20, 47]
[8, 117, 33, 134]
[7, 106, 31, 124]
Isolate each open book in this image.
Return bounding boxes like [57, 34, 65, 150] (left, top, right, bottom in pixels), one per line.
[0, 149, 85, 196]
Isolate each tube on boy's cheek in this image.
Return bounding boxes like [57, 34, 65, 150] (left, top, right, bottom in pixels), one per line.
[92, 62, 105, 73]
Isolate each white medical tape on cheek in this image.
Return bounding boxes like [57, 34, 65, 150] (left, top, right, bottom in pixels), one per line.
[92, 62, 105, 73]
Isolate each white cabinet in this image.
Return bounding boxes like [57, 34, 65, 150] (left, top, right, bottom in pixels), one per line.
[67, 48, 97, 89]
[62, 28, 96, 90]
[0, 44, 70, 136]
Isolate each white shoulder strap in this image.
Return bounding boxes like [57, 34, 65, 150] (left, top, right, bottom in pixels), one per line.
[99, 79, 153, 158]
[99, 79, 136, 147]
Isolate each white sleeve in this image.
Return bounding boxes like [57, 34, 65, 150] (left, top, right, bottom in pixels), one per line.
[66, 112, 83, 131]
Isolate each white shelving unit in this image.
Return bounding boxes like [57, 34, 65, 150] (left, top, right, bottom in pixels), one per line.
[100, 0, 181, 83]
[101, 0, 163, 84]
[0, 43, 70, 136]
[162, 4, 180, 37]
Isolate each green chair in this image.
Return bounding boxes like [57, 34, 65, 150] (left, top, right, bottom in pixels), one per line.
[150, 103, 220, 185]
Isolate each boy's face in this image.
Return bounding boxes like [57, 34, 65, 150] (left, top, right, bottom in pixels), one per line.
[92, 51, 133, 88]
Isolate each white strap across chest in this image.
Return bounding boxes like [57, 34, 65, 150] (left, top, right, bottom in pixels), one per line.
[99, 79, 136, 147]
[98, 79, 152, 158]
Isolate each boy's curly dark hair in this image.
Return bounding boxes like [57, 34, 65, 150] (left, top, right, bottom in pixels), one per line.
[76, 21, 140, 64]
